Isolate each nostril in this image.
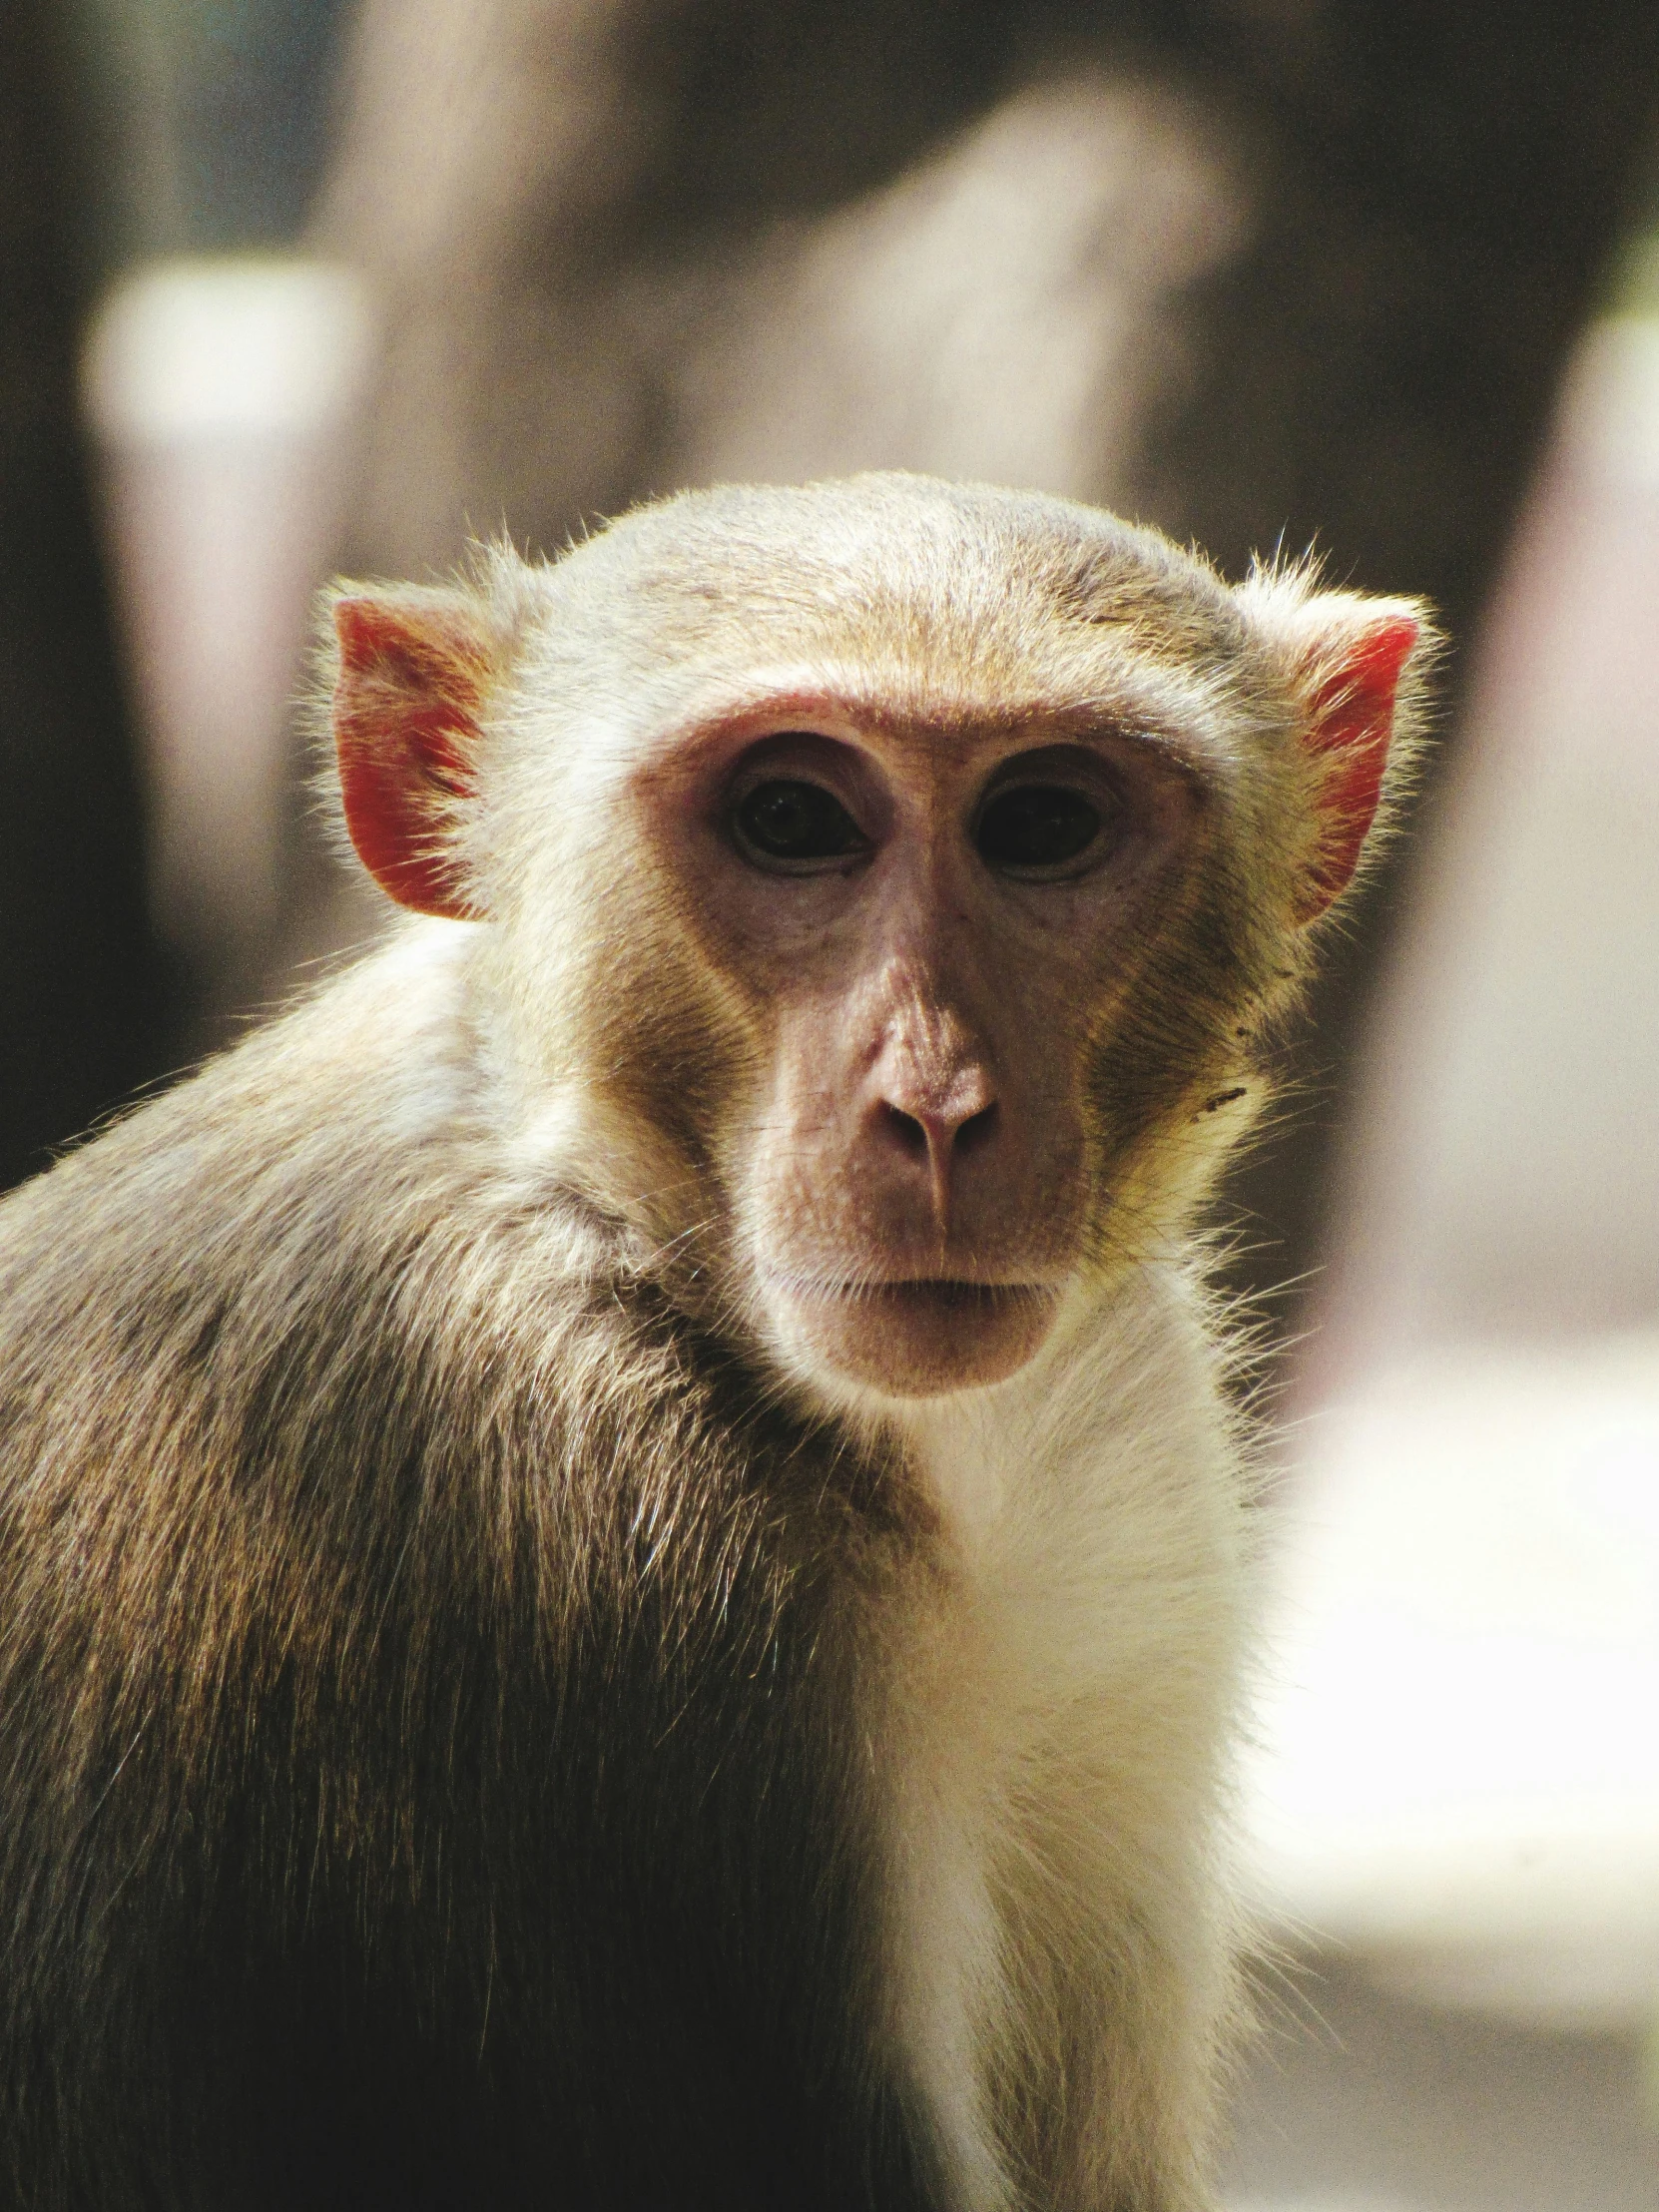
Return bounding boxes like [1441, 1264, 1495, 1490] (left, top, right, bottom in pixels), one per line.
[876, 1098, 999, 1166]
[878, 1102, 930, 1160]
[953, 1101, 998, 1156]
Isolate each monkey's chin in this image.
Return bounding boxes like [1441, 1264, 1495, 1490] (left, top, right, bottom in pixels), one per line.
[777, 1281, 1061, 1399]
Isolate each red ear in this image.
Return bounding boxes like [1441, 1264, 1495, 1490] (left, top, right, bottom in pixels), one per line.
[332, 595, 496, 918]
[1295, 614, 1418, 922]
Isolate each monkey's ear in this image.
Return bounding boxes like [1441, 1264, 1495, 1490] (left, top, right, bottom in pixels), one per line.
[1286, 601, 1427, 924]
[330, 591, 498, 918]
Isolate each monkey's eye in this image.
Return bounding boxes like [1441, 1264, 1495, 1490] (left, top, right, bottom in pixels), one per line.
[974, 784, 1109, 875]
[732, 780, 868, 870]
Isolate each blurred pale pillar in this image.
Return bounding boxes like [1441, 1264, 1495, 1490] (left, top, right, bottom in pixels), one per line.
[81, 257, 376, 978]
[1319, 310, 1659, 1369]
[1245, 312, 1659, 2033]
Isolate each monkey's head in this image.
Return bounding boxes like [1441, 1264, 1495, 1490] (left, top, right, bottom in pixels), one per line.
[326, 477, 1430, 1403]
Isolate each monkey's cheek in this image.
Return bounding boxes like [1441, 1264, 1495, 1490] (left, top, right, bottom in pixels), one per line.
[776, 1284, 1062, 1399]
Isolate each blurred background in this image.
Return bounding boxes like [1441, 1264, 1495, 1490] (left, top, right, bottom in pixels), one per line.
[5, 0, 1659, 2199]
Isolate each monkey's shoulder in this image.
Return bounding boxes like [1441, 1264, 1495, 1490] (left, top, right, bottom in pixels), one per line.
[0, 936, 643, 1503]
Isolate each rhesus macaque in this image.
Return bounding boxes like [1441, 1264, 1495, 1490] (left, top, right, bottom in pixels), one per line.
[0, 476, 1428, 2211]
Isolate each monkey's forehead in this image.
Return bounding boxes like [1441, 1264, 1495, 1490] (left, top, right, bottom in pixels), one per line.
[544, 475, 1252, 677]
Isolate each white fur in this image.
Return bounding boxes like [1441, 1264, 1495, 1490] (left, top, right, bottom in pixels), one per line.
[880, 1276, 1253, 2206]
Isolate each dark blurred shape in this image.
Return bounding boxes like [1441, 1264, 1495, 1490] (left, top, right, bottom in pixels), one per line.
[0, 0, 170, 1190]
[174, 0, 354, 248]
[318, 0, 1659, 1306]
[72, 0, 356, 265]
[1138, 0, 1659, 1299]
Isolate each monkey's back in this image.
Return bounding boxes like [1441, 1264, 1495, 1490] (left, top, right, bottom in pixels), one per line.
[0, 934, 945, 2212]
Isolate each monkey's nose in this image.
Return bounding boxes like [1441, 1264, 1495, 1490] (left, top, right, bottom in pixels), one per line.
[878, 1097, 999, 1162]
[874, 1088, 1000, 1231]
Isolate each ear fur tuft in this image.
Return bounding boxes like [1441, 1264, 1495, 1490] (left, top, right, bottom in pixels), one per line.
[1238, 562, 1438, 922]
[1293, 610, 1419, 920]
[327, 582, 506, 918]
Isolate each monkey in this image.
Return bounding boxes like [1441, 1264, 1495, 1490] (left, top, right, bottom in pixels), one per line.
[0, 474, 1428, 2212]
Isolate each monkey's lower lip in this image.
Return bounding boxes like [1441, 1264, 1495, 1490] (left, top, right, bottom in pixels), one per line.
[774, 1279, 1061, 1395]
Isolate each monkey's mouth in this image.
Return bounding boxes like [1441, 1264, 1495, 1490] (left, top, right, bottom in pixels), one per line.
[813, 1278, 1052, 1313]
[770, 1276, 1061, 1397]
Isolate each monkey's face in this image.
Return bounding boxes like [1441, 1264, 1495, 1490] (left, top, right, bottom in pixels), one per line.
[633, 701, 1202, 1398]
[326, 480, 1427, 1407]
